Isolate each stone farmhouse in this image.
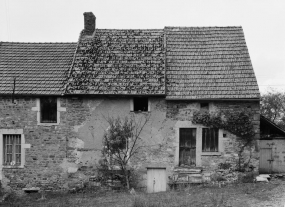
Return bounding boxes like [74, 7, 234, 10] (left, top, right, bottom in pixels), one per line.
[0, 12, 260, 192]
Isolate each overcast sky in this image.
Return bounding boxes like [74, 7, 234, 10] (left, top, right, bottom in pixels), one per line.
[0, 0, 284, 94]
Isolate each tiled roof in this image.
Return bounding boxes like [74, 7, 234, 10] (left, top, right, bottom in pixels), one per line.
[165, 27, 260, 99]
[0, 26, 260, 99]
[0, 42, 76, 95]
[65, 29, 165, 95]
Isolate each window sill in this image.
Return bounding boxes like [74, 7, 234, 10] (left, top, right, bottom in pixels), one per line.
[2, 165, 24, 169]
[201, 152, 221, 156]
[130, 111, 150, 114]
[37, 122, 59, 126]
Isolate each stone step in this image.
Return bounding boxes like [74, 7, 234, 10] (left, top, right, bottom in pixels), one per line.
[171, 173, 203, 184]
[174, 167, 202, 174]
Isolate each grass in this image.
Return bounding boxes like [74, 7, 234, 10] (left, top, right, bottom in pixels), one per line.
[0, 180, 283, 207]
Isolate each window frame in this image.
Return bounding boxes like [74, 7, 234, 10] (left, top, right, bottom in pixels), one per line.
[32, 97, 66, 126]
[130, 97, 150, 112]
[40, 96, 58, 123]
[202, 128, 219, 152]
[0, 129, 30, 169]
[179, 128, 197, 166]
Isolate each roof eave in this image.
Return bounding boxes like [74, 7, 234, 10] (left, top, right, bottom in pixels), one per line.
[165, 98, 260, 101]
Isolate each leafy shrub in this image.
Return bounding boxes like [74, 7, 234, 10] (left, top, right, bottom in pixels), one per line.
[218, 162, 232, 170]
[210, 173, 227, 182]
[238, 172, 257, 183]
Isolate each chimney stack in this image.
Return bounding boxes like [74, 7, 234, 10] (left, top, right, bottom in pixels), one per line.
[83, 12, 96, 35]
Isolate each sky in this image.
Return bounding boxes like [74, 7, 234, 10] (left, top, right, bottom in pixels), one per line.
[0, 0, 284, 94]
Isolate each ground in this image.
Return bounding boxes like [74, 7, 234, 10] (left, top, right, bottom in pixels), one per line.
[1, 178, 285, 207]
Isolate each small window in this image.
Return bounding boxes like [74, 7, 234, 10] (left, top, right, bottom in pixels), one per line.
[202, 128, 219, 152]
[133, 97, 148, 112]
[40, 97, 57, 123]
[3, 134, 21, 166]
[200, 103, 209, 111]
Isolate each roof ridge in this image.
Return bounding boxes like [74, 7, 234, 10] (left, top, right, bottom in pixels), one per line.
[165, 26, 242, 28]
[96, 28, 164, 31]
[0, 41, 76, 44]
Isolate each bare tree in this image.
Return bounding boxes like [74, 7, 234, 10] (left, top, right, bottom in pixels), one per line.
[101, 114, 149, 189]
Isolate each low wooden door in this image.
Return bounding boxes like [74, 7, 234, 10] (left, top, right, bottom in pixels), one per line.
[259, 141, 274, 173]
[147, 168, 166, 193]
[179, 128, 196, 166]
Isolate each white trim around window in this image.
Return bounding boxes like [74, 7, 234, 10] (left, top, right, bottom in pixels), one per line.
[32, 98, 66, 125]
[0, 129, 30, 169]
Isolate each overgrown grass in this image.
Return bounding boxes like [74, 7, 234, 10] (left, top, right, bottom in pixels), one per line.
[0, 180, 282, 207]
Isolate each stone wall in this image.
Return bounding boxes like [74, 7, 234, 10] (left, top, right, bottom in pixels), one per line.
[0, 96, 260, 191]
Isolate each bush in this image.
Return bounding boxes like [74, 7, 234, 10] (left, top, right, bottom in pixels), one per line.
[218, 162, 232, 170]
[211, 173, 227, 182]
[238, 172, 257, 183]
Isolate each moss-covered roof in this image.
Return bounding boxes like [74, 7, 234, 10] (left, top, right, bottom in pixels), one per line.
[0, 26, 260, 99]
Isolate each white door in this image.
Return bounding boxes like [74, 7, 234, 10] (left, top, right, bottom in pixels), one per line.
[147, 168, 166, 193]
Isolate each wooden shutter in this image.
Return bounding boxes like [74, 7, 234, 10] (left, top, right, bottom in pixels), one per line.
[202, 128, 218, 152]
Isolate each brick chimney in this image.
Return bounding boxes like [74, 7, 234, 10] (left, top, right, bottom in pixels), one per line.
[83, 12, 96, 35]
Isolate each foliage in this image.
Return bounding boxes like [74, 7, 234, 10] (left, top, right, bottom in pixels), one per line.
[261, 90, 285, 129]
[210, 173, 227, 182]
[192, 110, 255, 141]
[218, 162, 232, 170]
[193, 110, 255, 171]
[238, 172, 257, 183]
[101, 115, 149, 189]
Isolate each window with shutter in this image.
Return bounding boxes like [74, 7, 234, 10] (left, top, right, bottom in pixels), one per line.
[202, 128, 219, 152]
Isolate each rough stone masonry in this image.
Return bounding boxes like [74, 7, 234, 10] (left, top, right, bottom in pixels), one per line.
[0, 96, 259, 191]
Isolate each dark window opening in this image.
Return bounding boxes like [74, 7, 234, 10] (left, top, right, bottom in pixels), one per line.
[202, 128, 219, 152]
[200, 103, 209, 111]
[179, 128, 196, 166]
[40, 97, 57, 123]
[3, 134, 21, 166]
[133, 97, 148, 112]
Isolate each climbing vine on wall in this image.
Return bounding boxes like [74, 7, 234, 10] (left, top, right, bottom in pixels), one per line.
[193, 110, 256, 171]
[193, 110, 255, 141]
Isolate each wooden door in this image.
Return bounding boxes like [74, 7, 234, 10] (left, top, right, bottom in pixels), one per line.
[259, 141, 273, 174]
[147, 168, 166, 193]
[179, 128, 196, 166]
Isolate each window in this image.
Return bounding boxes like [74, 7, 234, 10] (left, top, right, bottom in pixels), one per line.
[200, 103, 209, 111]
[133, 97, 148, 112]
[202, 128, 219, 152]
[179, 128, 196, 166]
[40, 97, 57, 123]
[3, 134, 21, 166]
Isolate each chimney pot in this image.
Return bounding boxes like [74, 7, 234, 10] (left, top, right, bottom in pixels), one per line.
[83, 12, 96, 35]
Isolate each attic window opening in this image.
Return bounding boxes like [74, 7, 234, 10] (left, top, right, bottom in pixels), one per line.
[200, 103, 209, 111]
[133, 97, 148, 112]
[40, 97, 57, 123]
